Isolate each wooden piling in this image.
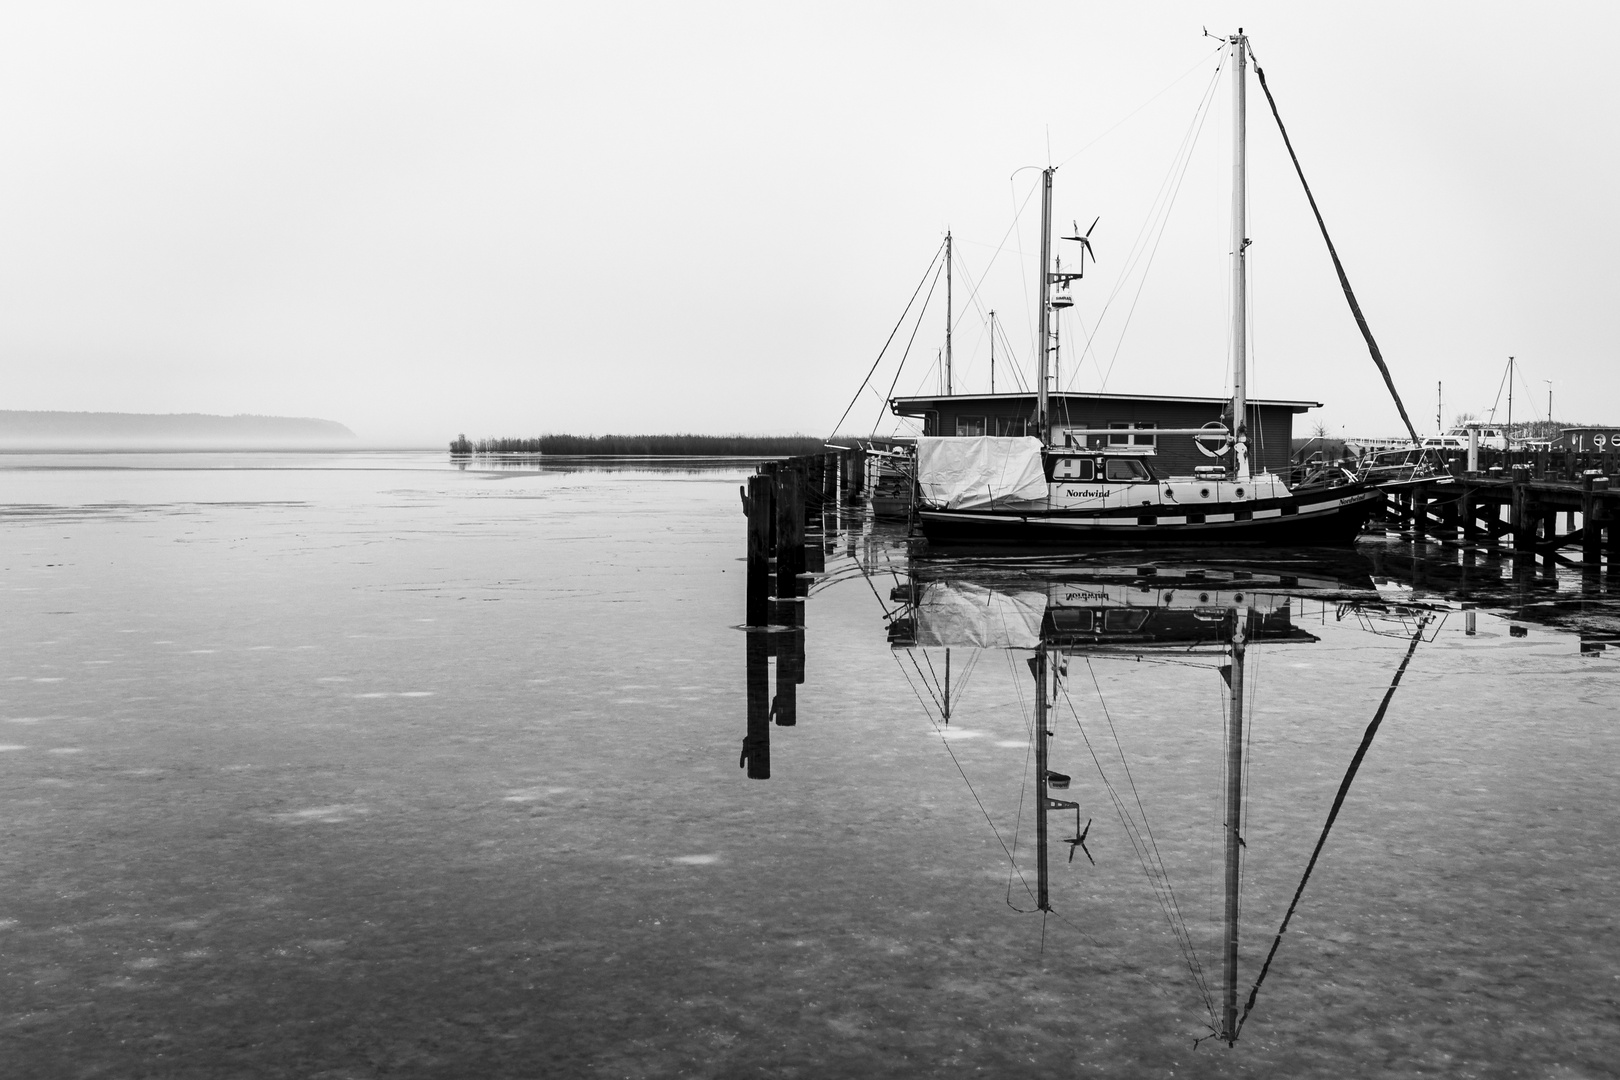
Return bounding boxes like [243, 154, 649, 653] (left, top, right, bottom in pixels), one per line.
[1511, 483, 1533, 552]
[745, 473, 772, 627]
[1582, 475, 1603, 567]
[776, 468, 804, 598]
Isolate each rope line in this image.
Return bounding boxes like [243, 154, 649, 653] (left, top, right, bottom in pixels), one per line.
[1061, 665, 1217, 1022]
[825, 240, 943, 442]
[1248, 45, 1419, 444]
[870, 260, 947, 435]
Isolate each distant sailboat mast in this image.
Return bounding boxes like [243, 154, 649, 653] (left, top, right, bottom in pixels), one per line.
[945, 231, 954, 396]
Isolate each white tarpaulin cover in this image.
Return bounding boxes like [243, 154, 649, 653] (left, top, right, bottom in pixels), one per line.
[913, 580, 1045, 649]
[916, 436, 1049, 510]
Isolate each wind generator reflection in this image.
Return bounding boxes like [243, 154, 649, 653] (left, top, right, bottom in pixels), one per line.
[890, 570, 1318, 1045]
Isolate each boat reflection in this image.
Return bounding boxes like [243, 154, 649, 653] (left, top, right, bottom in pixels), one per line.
[889, 559, 1421, 1045]
[744, 534, 1460, 1047]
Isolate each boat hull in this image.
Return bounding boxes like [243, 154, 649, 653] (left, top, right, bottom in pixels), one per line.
[917, 487, 1381, 547]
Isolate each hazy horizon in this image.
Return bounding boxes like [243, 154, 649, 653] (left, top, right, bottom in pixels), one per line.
[4, 2, 1615, 444]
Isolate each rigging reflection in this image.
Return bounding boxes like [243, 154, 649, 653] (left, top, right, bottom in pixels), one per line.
[748, 537, 1452, 1047]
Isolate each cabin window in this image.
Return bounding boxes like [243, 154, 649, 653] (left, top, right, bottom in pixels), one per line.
[1103, 609, 1150, 632]
[1108, 422, 1156, 446]
[1104, 458, 1150, 481]
[1051, 609, 1093, 632]
[1051, 457, 1095, 481]
[995, 416, 1028, 436]
[956, 415, 986, 436]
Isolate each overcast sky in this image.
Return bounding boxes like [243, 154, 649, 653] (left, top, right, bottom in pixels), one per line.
[3, 1, 1615, 445]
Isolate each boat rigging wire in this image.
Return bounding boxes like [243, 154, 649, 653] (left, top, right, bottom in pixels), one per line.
[1234, 614, 1430, 1038]
[870, 260, 947, 435]
[1247, 42, 1421, 444]
[849, 556, 1039, 904]
[1065, 660, 1218, 1023]
[1055, 42, 1227, 170]
[1068, 54, 1226, 393]
[825, 239, 944, 442]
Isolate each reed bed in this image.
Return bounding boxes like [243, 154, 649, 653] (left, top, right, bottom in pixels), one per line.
[448, 433, 832, 457]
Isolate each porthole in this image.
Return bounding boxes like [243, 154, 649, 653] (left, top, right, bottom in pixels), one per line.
[1199, 488, 1211, 498]
[1235, 487, 1246, 498]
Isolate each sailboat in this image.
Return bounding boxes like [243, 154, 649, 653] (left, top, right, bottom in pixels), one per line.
[913, 32, 1383, 546]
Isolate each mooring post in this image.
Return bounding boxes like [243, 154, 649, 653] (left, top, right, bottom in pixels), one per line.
[745, 473, 773, 627]
[776, 468, 805, 598]
[1413, 486, 1429, 540]
[1461, 491, 1478, 542]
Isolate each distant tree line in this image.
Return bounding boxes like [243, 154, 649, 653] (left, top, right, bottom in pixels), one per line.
[448, 433, 833, 456]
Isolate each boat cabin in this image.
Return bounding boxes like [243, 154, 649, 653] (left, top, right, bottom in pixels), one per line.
[890, 391, 1318, 477]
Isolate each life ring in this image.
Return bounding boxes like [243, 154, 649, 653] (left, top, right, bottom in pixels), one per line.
[1195, 422, 1233, 458]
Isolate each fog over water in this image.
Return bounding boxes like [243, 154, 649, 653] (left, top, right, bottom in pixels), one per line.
[3, 4, 1617, 442]
[2, 452, 1617, 1076]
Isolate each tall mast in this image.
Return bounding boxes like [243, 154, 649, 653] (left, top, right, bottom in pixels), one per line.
[1230, 30, 1251, 478]
[1221, 607, 1249, 1044]
[989, 310, 997, 394]
[1037, 168, 1054, 442]
[945, 231, 953, 396]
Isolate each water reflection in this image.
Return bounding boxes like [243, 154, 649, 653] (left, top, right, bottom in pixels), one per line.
[741, 507, 1620, 1049]
[886, 557, 1443, 1045]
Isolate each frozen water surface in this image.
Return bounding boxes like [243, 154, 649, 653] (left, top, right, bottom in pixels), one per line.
[1, 451, 1618, 1077]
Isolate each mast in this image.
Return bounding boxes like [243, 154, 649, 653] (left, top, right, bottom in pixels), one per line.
[945, 231, 953, 396]
[1221, 607, 1248, 1044]
[1230, 30, 1251, 478]
[1507, 355, 1514, 436]
[989, 310, 997, 394]
[1037, 168, 1054, 443]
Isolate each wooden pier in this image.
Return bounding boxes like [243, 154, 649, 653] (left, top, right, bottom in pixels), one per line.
[1379, 450, 1619, 569]
[737, 446, 881, 779]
